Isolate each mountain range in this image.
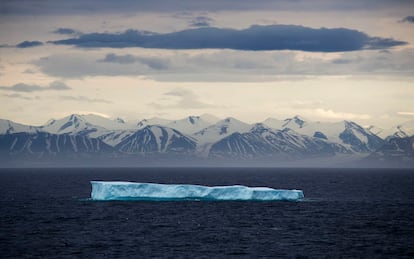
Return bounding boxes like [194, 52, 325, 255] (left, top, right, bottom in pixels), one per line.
[0, 114, 413, 167]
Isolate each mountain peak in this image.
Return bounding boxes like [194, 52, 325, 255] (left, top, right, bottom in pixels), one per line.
[115, 117, 125, 124]
[222, 117, 240, 123]
[250, 123, 271, 133]
[293, 115, 307, 122]
[137, 117, 172, 128]
[283, 115, 308, 129]
[188, 116, 200, 124]
[70, 114, 84, 122]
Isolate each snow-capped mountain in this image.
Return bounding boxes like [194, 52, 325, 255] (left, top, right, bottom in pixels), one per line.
[209, 123, 350, 159]
[137, 117, 172, 128]
[378, 120, 414, 139]
[40, 114, 136, 133]
[115, 125, 196, 154]
[39, 114, 139, 146]
[193, 117, 252, 155]
[40, 114, 109, 136]
[79, 114, 134, 130]
[0, 119, 39, 135]
[0, 132, 114, 157]
[263, 115, 308, 130]
[369, 135, 414, 163]
[194, 117, 252, 144]
[366, 125, 384, 137]
[1, 114, 413, 165]
[97, 130, 136, 147]
[166, 116, 213, 135]
[263, 116, 384, 153]
[197, 114, 221, 124]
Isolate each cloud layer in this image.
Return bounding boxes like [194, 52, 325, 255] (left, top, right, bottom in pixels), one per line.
[51, 25, 406, 52]
[0, 81, 71, 92]
[16, 41, 43, 48]
[53, 28, 78, 35]
[2, 0, 413, 15]
[99, 53, 169, 70]
[189, 16, 214, 27]
[33, 48, 414, 81]
[400, 16, 414, 23]
[60, 95, 112, 104]
[149, 89, 213, 109]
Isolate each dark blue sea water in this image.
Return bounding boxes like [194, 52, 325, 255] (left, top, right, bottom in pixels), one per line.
[1, 167, 413, 258]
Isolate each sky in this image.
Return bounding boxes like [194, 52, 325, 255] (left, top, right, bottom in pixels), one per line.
[0, 0, 414, 129]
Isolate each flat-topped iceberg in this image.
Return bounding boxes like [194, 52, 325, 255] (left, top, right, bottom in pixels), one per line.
[90, 181, 304, 201]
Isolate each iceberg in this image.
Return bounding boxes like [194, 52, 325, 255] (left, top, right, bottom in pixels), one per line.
[90, 181, 304, 201]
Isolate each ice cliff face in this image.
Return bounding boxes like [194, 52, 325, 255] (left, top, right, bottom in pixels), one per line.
[90, 181, 304, 201]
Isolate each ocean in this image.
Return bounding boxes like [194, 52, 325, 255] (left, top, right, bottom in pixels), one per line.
[1, 167, 413, 258]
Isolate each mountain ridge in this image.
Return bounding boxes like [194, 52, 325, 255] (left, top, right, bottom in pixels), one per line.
[0, 114, 412, 166]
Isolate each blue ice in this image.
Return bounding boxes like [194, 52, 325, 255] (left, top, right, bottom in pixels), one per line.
[90, 181, 304, 201]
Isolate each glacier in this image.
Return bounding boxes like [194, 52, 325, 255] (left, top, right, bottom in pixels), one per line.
[90, 181, 304, 201]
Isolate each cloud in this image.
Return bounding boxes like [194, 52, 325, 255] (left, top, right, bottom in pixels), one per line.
[51, 25, 406, 52]
[99, 53, 169, 69]
[1, 0, 413, 15]
[3, 93, 32, 100]
[365, 37, 407, 49]
[59, 95, 112, 104]
[49, 81, 71, 90]
[331, 58, 354, 64]
[314, 108, 371, 120]
[0, 81, 71, 92]
[149, 89, 213, 109]
[400, 16, 414, 23]
[34, 48, 414, 81]
[397, 111, 414, 116]
[53, 28, 78, 35]
[291, 100, 325, 109]
[23, 68, 37, 74]
[16, 41, 43, 48]
[189, 16, 214, 27]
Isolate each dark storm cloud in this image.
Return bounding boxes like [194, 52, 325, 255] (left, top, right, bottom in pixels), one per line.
[16, 41, 43, 48]
[51, 25, 406, 52]
[400, 16, 414, 23]
[99, 53, 169, 70]
[189, 16, 214, 27]
[365, 37, 407, 49]
[53, 28, 78, 35]
[1, 0, 413, 14]
[0, 81, 71, 92]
